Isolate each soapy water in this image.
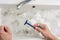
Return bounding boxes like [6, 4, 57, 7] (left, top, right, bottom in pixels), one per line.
[1, 8, 60, 39]
[1, 8, 44, 39]
[24, 12, 45, 29]
[22, 11, 45, 25]
[22, 10, 60, 38]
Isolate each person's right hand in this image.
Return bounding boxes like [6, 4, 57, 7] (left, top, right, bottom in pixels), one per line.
[34, 24, 58, 40]
[0, 25, 12, 40]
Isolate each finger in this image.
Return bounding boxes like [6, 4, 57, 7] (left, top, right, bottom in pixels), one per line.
[34, 24, 46, 29]
[0, 26, 3, 34]
[40, 24, 47, 27]
[34, 24, 47, 32]
[34, 24, 39, 27]
[35, 26, 44, 33]
[0, 26, 5, 32]
[39, 24, 47, 29]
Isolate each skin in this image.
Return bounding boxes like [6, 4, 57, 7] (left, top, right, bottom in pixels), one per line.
[0, 25, 12, 40]
[0, 24, 58, 40]
[34, 24, 58, 40]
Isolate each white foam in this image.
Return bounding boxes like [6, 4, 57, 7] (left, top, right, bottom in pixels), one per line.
[29, 19, 37, 25]
[29, 11, 45, 25]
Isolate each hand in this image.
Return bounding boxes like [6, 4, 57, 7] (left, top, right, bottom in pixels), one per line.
[34, 24, 58, 40]
[0, 25, 12, 40]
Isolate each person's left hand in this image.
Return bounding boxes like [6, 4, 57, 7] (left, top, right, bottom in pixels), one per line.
[0, 25, 12, 40]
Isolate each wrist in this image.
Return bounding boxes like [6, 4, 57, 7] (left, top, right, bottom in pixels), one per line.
[46, 34, 58, 40]
[48, 36, 58, 40]
[51, 37, 58, 40]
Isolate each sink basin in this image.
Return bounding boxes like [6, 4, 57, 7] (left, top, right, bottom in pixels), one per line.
[1, 4, 60, 40]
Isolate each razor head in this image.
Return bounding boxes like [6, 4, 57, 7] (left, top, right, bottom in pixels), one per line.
[24, 20, 28, 25]
[24, 20, 35, 28]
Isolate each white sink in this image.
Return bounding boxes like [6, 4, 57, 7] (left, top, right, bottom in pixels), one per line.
[0, 4, 60, 40]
